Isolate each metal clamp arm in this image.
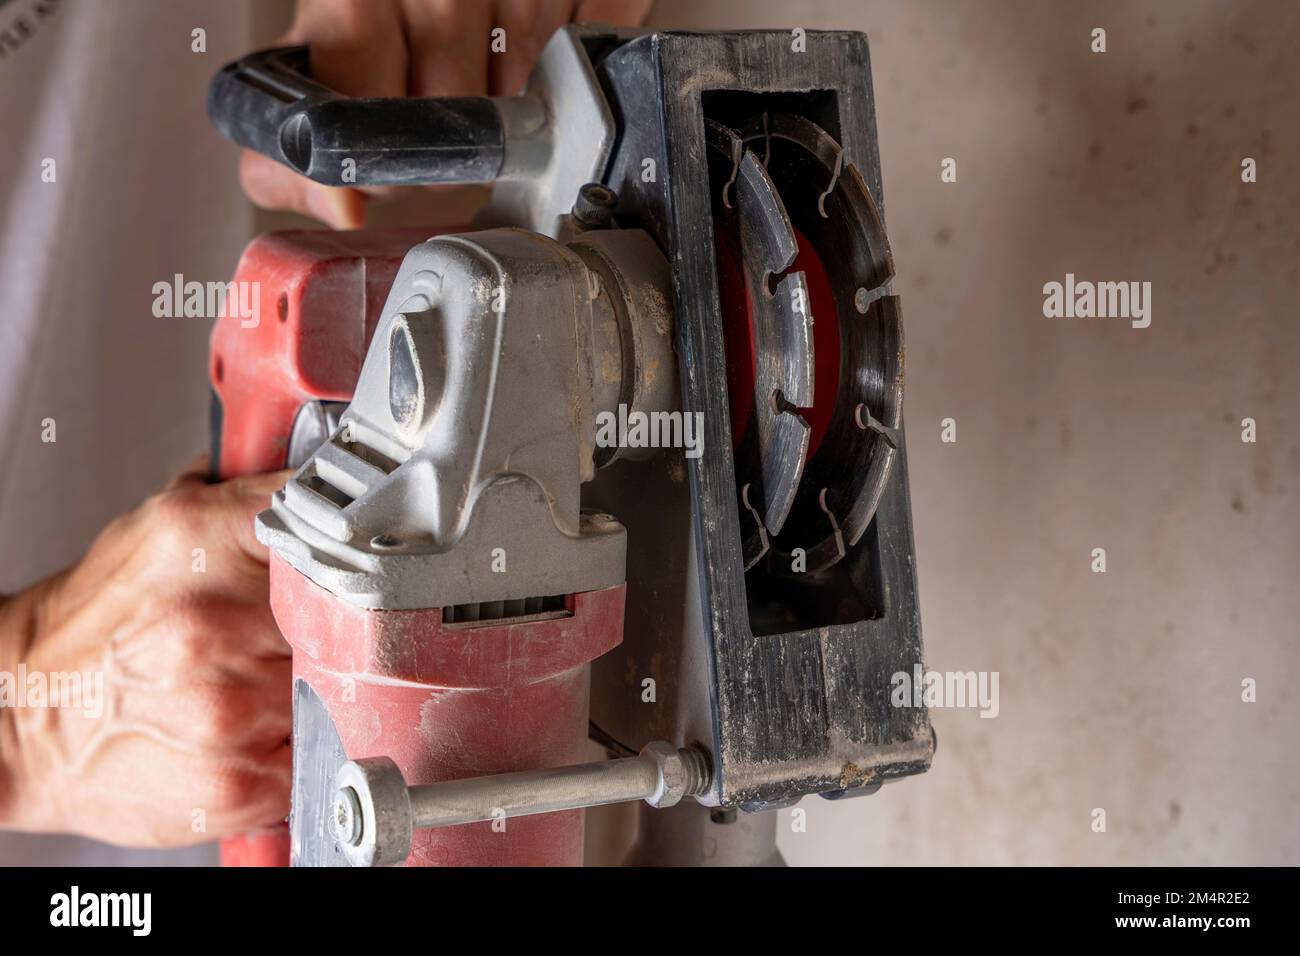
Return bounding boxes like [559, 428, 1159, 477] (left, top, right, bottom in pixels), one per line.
[332, 742, 712, 867]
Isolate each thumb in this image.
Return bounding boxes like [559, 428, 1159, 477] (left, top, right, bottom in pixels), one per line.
[217, 469, 294, 566]
[166, 452, 213, 490]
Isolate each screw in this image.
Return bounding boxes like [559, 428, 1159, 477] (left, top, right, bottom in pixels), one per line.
[332, 786, 363, 846]
[572, 183, 617, 228]
[370, 533, 401, 551]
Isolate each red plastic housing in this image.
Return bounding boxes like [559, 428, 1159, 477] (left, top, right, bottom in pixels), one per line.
[210, 227, 438, 481]
[274, 558, 625, 866]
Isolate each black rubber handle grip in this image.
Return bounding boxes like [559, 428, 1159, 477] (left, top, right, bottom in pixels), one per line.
[207, 46, 506, 186]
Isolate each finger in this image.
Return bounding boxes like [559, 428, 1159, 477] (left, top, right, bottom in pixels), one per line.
[225, 593, 291, 663]
[491, 0, 571, 96]
[240, 150, 368, 229]
[229, 469, 294, 503]
[575, 0, 653, 25]
[208, 745, 292, 835]
[200, 597, 290, 665]
[402, 0, 494, 97]
[242, 0, 408, 226]
[216, 470, 294, 566]
[225, 602, 290, 663]
[241, 743, 293, 829]
[214, 657, 295, 747]
[287, 0, 408, 96]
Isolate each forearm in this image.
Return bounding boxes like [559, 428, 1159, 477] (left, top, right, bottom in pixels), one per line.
[0, 573, 71, 830]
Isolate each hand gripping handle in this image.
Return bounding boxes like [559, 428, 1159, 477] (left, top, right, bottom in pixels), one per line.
[207, 46, 521, 187]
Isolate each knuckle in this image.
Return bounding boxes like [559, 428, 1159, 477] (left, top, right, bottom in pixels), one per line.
[194, 681, 248, 745]
[147, 489, 205, 543]
[166, 601, 221, 661]
[316, 0, 373, 33]
[297, 5, 392, 60]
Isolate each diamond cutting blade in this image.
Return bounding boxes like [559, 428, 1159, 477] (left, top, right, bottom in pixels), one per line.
[706, 120, 814, 568]
[732, 113, 902, 574]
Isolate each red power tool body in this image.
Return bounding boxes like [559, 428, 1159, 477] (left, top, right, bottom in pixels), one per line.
[211, 227, 625, 866]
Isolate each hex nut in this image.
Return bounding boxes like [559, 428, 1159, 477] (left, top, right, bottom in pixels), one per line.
[641, 741, 711, 808]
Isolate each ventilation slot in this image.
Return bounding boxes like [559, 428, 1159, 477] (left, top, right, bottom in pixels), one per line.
[333, 435, 399, 475]
[303, 473, 354, 509]
[442, 594, 570, 628]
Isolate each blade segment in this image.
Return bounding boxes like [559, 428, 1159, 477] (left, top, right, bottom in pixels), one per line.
[734, 148, 813, 536]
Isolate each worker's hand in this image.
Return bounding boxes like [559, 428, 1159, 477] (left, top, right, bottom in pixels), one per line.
[0, 460, 292, 847]
[240, 0, 654, 228]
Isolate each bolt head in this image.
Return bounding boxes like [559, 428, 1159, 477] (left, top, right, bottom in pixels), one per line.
[573, 182, 617, 227]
